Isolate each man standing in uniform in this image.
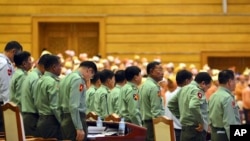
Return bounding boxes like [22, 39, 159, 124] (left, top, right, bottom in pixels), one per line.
[0, 40, 23, 132]
[168, 72, 212, 141]
[94, 69, 115, 119]
[85, 71, 101, 114]
[59, 61, 97, 141]
[119, 66, 142, 126]
[108, 70, 126, 115]
[21, 54, 50, 136]
[10, 51, 33, 109]
[35, 55, 62, 139]
[208, 69, 241, 141]
[165, 69, 193, 141]
[139, 61, 165, 141]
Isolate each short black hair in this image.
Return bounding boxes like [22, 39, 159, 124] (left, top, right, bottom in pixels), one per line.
[146, 61, 161, 75]
[218, 69, 235, 84]
[194, 72, 212, 85]
[115, 70, 126, 83]
[99, 69, 114, 83]
[4, 40, 23, 52]
[125, 66, 141, 81]
[14, 51, 31, 67]
[91, 71, 101, 84]
[44, 55, 60, 70]
[79, 61, 97, 74]
[38, 54, 51, 65]
[176, 69, 193, 86]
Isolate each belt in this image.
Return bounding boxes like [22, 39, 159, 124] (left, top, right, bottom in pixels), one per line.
[211, 126, 225, 131]
[182, 125, 198, 129]
[62, 112, 86, 118]
[175, 128, 182, 131]
[39, 114, 56, 118]
[22, 112, 39, 116]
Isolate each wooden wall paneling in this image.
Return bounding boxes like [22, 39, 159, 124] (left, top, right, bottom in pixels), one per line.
[106, 34, 250, 43]
[229, 4, 250, 13]
[0, 0, 247, 4]
[0, 34, 31, 43]
[0, 25, 31, 33]
[107, 53, 199, 62]
[0, 5, 223, 15]
[106, 43, 250, 53]
[107, 24, 250, 34]
[0, 0, 223, 5]
[106, 16, 250, 24]
[0, 16, 31, 24]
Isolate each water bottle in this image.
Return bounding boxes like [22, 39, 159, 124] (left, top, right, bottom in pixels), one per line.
[96, 116, 103, 127]
[118, 118, 125, 136]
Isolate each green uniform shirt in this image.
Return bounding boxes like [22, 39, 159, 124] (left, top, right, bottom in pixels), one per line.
[35, 71, 61, 121]
[21, 68, 41, 113]
[208, 86, 241, 139]
[139, 77, 164, 120]
[119, 82, 142, 126]
[168, 81, 208, 130]
[58, 70, 86, 130]
[85, 85, 97, 114]
[108, 84, 122, 114]
[94, 85, 110, 119]
[10, 68, 28, 108]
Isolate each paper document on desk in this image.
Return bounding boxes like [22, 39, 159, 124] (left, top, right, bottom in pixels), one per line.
[88, 126, 106, 134]
[87, 134, 105, 138]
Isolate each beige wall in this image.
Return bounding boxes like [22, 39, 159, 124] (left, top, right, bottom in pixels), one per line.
[1, 0, 250, 69]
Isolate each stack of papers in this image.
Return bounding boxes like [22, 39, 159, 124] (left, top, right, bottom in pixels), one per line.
[88, 126, 106, 134]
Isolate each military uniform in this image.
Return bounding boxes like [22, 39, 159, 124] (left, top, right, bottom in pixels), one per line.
[94, 85, 110, 119]
[59, 70, 88, 141]
[85, 85, 97, 114]
[21, 68, 41, 136]
[108, 84, 122, 114]
[0, 53, 14, 132]
[119, 82, 142, 126]
[10, 68, 28, 108]
[35, 71, 62, 139]
[208, 86, 241, 141]
[168, 81, 208, 141]
[139, 77, 164, 141]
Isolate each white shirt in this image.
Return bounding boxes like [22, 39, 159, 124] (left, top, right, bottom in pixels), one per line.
[165, 87, 182, 129]
[0, 53, 14, 103]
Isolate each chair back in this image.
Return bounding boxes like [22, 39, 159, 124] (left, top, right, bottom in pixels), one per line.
[153, 116, 175, 141]
[1, 102, 25, 141]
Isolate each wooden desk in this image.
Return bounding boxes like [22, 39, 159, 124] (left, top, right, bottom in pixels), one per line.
[87, 121, 146, 141]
